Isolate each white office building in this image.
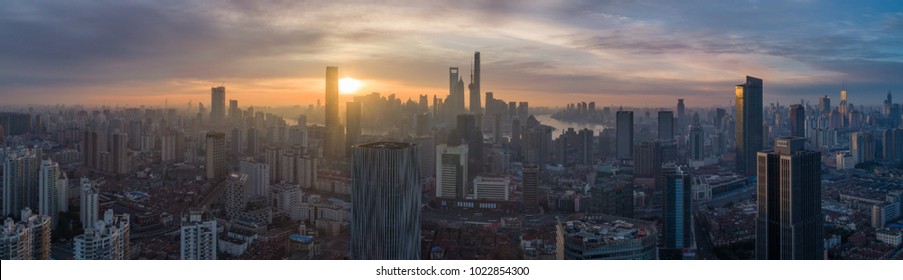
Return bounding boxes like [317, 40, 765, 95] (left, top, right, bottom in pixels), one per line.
[835, 151, 855, 170]
[180, 210, 218, 260]
[239, 159, 270, 199]
[79, 177, 99, 229]
[74, 209, 130, 260]
[38, 160, 61, 229]
[876, 230, 902, 247]
[0, 208, 51, 260]
[436, 144, 468, 199]
[473, 176, 510, 201]
[272, 183, 302, 213]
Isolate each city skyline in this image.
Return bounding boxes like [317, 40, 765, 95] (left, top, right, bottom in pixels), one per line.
[2, 1, 902, 262]
[2, 1, 901, 107]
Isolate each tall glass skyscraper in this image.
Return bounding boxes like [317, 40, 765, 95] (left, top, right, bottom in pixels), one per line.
[735, 76, 764, 176]
[38, 159, 61, 229]
[469, 51, 481, 114]
[180, 209, 218, 260]
[660, 163, 693, 260]
[658, 111, 675, 140]
[523, 163, 539, 211]
[210, 86, 225, 124]
[756, 137, 823, 260]
[436, 143, 467, 199]
[3, 148, 38, 218]
[616, 110, 634, 161]
[351, 142, 421, 260]
[325, 66, 343, 160]
[325, 66, 339, 128]
[345, 101, 362, 156]
[205, 131, 226, 181]
[789, 104, 805, 138]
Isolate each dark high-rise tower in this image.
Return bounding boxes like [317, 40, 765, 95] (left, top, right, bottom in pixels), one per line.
[456, 114, 481, 185]
[246, 127, 259, 156]
[448, 67, 465, 118]
[714, 108, 726, 131]
[882, 128, 903, 161]
[616, 110, 634, 161]
[469, 51, 481, 114]
[634, 142, 656, 177]
[851, 131, 876, 164]
[325, 67, 339, 128]
[818, 95, 831, 116]
[449, 67, 459, 104]
[789, 104, 805, 138]
[634, 140, 676, 178]
[3, 149, 39, 218]
[210, 86, 225, 124]
[325, 66, 343, 160]
[735, 76, 764, 176]
[588, 175, 634, 218]
[676, 99, 686, 130]
[205, 132, 226, 182]
[228, 100, 239, 123]
[577, 128, 594, 165]
[345, 101, 362, 156]
[522, 163, 539, 211]
[415, 113, 429, 137]
[756, 137, 823, 260]
[658, 111, 675, 140]
[517, 102, 529, 122]
[82, 128, 99, 170]
[689, 123, 704, 161]
[660, 163, 693, 260]
[485, 91, 494, 116]
[111, 131, 128, 175]
[230, 127, 243, 156]
[351, 142, 421, 260]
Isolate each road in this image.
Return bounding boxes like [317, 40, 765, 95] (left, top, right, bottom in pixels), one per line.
[131, 225, 179, 240]
[693, 211, 717, 260]
[50, 241, 75, 260]
[710, 183, 755, 207]
[422, 208, 559, 227]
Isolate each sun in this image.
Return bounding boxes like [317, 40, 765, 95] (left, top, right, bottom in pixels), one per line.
[339, 77, 363, 94]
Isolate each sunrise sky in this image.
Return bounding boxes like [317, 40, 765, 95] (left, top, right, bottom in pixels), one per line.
[1, 0, 901, 107]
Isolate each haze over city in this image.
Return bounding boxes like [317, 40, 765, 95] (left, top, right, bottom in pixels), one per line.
[1, 0, 902, 263]
[2, 0, 901, 106]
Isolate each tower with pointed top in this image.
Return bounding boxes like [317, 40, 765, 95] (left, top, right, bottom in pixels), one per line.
[838, 84, 849, 128]
[469, 52, 481, 115]
[841, 82, 847, 102]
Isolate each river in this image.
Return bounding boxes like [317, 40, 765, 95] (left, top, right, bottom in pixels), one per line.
[532, 114, 610, 133]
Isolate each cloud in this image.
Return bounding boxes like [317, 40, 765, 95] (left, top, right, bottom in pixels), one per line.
[0, 0, 900, 106]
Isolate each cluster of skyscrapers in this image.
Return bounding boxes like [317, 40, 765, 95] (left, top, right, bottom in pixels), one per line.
[2, 47, 898, 261]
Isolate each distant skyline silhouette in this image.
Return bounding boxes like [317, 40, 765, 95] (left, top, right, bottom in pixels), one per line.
[1, 0, 900, 106]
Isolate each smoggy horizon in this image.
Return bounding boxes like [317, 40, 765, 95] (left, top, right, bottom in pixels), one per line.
[2, 1, 901, 107]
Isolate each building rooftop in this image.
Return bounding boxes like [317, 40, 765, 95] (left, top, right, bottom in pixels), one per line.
[356, 142, 412, 150]
[560, 214, 656, 246]
[289, 234, 314, 244]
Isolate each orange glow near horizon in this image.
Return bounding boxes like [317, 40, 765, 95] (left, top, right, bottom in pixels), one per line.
[3, 75, 780, 109]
